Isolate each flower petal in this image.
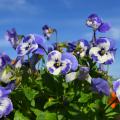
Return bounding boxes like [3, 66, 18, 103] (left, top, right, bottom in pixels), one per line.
[62, 53, 78, 71]
[95, 37, 110, 51]
[98, 23, 110, 32]
[92, 78, 110, 96]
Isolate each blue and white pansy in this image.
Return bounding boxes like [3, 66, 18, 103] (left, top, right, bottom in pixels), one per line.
[0, 54, 11, 71]
[113, 79, 120, 101]
[6, 28, 19, 49]
[0, 86, 13, 118]
[16, 34, 38, 57]
[0, 97, 13, 118]
[89, 37, 115, 64]
[86, 14, 110, 32]
[47, 50, 78, 75]
[16, 34, 47, 57]
[68, 39, 89, 58]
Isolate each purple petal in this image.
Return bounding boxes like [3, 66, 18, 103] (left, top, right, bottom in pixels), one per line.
[92, 78, 110, 96]
[35, 48, 45, 55]
[98, 23, 110, 32]
[61, 62, 71, 74]
[62, 53, 78, 71]
[113, 79, 120, 92]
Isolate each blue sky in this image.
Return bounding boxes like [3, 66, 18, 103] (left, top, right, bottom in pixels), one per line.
[0, 0, 120, 78]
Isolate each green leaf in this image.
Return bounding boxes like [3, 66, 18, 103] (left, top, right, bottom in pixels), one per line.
[23, 86, 39, 101]
[31, 108, 57, 120]
[78, 92, 92, 103]
[106, 112, 118, 117]
[31, 99, 35, 107]
[44, 98, 59, 109]
[57, 114, 64, 120]
[14, 110, 29, 120]
[44, 112, 57, 120]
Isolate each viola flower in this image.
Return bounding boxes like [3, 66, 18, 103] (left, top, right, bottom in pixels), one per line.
[42, 25, 55, 40]
[6, 81, 16, 91]
[46, 50, 78, 75]
[113, 79, 120, 101]
[0, 97, 13, 118]
[65, 66, 91, 83]
[16, 34, 38, 57]
[0, 53, 11, 71]
[91, 78, 110, 96]
[86, 14, 110, 32]
[0, 67, 13, 84]
[89, 37, 116, 64]
[16, 34, 47, 57]
[68, 39, 89, 58]
[6, 28, 20, 49]
[78, 66, 90, 80]
[33, 35, 47, 55]
[0, 86, 11, 98]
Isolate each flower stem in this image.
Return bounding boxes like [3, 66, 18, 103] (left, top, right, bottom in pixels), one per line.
[92, 30, 96, 44]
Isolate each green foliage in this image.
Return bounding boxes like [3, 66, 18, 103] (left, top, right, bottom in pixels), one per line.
[6, 56, 118, 120]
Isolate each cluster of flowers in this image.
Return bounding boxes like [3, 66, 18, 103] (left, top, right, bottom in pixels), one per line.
[0, 14, 119, 118]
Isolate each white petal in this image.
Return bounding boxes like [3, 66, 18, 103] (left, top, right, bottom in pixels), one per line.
[46, 60, 55, 68]
[97, 39, 110, 51]
[65, 72, 78, 82]
[52, 67, 61, 75]
[86, 74, 92, 84]
[116, 86, 120, 101]
[80, 51, 86, 58]
[48, 50, 62, 61]
[0, 70, 12, 83]
[89, 47, 100, 56]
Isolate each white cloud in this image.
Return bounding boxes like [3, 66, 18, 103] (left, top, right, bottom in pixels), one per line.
[0, 38, 10, 48]
[61, 0, 73, 8]
[0, 0, 26, 6]
[0, 0, 42, 15]
[107, 27, 120, 40]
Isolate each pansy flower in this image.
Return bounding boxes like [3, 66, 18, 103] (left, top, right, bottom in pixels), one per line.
[113, 79, 120, 101]
[6, 28, 20, 49]
[0, 53, 11, 71]
[86, 14, 110, 32]
[0, 97, 13, 118]
[68, 39, 89, 58]
[0, 86, 13, 118]
[46, 50, 78, 75]
[42, 25, 55, 40]
[65, 66, 90, 83]
[16, 34, 46, 57]
[0, 86, 12, 98]
[89, 37, 116, 64]
[91, 78, 110, 96]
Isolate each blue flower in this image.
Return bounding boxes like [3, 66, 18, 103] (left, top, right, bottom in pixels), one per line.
[6, 28, 19, 49]
[16, 34, 46, 57]
[86, 14, 110, 32]
[65, 66, 91, 83]
[0, 54, 11, 71]
[0, 97, 13, 118]
[0, 87, 13, 118]
[46, 50, 78, 75]
[113, 79, 120, 101]
[78, 66, 90, 80]
[42, 25, 55, 40]
[0, 86, 11, 98]
[68, 39, 89, 58]
[91, 78, 110, 96]
[89, 37, 116, 64]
